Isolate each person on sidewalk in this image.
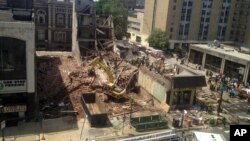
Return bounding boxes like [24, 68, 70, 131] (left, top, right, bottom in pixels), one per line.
[222, 117, 226, 128]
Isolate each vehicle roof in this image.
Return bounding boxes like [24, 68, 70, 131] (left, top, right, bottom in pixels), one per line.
[242, 88, 250, 92]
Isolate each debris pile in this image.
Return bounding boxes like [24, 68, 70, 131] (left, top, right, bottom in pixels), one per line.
[37, 56, 95, 118]
[37, 52, 142, 119]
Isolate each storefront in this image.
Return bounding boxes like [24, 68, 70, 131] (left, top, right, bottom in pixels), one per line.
[170, 76, 207, 109]
[188, 49, 203, 65]
[0, 20, 36, 125]
[205, 54, 222, 73]
[224, 60, 245, 81]
[0, 93, 27, 127]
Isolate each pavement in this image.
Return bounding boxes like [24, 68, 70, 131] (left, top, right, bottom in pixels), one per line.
[0, 116, 150, 141]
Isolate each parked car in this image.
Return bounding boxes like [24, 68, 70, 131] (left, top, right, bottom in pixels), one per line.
[239, 88, 250, 101]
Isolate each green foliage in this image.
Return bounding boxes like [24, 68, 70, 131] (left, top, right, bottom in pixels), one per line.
[96, 0, 126, 39]
[147, 29, 169, 51]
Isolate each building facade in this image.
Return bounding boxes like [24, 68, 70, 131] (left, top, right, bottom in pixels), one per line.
[138, 67, 206, 109]
[143, 0, 250, 49]
[127, 9, 149, 47]
[188, 44, 250, 84]
[34, 0, 73, 51]
[0, 7, 36, 126]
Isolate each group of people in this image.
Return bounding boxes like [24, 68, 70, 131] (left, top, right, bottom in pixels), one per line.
[207, 71, 249, 97]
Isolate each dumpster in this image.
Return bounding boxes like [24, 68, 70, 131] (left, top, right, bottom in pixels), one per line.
[81, 93, 108, 127]
[130, 115, 168, 132]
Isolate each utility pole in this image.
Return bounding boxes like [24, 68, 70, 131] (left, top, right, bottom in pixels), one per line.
[129, 95, 133, 119]
[122, 112, 126, 134]
[217, 81, 225, 116]
[80, 115, 87, 139]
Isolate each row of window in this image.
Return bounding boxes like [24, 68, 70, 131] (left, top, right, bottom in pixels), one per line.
[128, 26, 140, 32]
[37, 30, 66, 42]
[179, 0, 193, 37]
[36, 9, 72, 26]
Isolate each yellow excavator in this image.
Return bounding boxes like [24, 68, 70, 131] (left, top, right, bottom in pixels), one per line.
[89, 57, 138, 99]
[103, 69, 138, 99]
[89, 57, 114, 85]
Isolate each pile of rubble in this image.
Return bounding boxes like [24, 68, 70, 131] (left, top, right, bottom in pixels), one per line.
[37, 51, 142, 119]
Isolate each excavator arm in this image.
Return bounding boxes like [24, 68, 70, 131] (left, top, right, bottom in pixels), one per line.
[89, 57, 114, 84]
[105, 69, 138, 99]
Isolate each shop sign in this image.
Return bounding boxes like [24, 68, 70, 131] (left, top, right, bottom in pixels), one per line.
[3, 105, 27, 113]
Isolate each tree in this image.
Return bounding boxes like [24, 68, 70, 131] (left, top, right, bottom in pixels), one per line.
[147, 29, 169, 51]
[96, 0, 127, 39]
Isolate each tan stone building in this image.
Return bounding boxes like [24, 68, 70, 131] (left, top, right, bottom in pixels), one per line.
[127, 9, 149, 47]
[143, 0, 250, 48]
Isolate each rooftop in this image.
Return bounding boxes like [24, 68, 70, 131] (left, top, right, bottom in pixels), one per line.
[191, 44, 250, 62]
[0, 9, 33, 22]
[193, 131, 227, 141]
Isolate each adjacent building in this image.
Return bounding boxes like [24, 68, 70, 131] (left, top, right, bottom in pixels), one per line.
[34, 0, 73, 51]
[138, 66, 206, 109]
[72, 0, 96, 62]
[120, 0, 145, 10]
[127, 9, 149, 47]
[143, 0, 250, 49]
[188, 43, 250, 83]
[0, 4, 36, 126]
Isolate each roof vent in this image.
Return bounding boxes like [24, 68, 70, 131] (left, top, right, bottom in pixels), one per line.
[213, 40, 220, 47]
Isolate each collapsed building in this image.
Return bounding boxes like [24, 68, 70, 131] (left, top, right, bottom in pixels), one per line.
[36, 0, 208, 132]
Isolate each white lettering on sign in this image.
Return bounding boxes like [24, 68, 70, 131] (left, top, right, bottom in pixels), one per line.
[3, 105, 27, 113]
[234, 129, 247, 136]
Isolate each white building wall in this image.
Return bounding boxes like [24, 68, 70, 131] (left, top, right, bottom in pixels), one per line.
[0, 22, 35, 93]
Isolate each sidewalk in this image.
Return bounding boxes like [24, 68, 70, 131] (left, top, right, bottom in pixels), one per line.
[0, 116, 82, 141]
[0, 116, 140, 141]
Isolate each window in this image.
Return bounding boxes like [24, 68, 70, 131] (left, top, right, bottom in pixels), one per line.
[136, 36, 141, 42]
[170, 28, 173, 32]
[0, 37, 26, 80]
[127, 32, 131, 38]
[202, 10, 206, 15]
[188, 1, 193, 7]
[69, 15, 72, 27]
[54, 32, 66, 42]
[56, 14, 64, 26]
[179, 24, 184, 35]
[184, 23, 190, 35]
[173, 5, 176, 10]
[36, 9, 46, 24]
[37, 30, 45, 41]
[206, 18, 210, 22]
